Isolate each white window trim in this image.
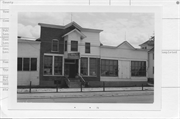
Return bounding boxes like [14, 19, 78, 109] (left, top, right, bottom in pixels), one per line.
[51, 39, 59, 52]
[43, 53, 64, 76]
[80, 56, 98, 77]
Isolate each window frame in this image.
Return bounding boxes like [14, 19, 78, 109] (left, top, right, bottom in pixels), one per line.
[64, 40, 67, 51]
[131, 61, 146, 77]
[43, 54, 64, 76]
[71, 40, 78, 51]
[101, 59, 118, 77]
[17, 57, 37, 71]
[89, 58, 97, 77]
[80, 57, 88, 76]
[51, 39, 59, 52]
[85, 42, 90, 53]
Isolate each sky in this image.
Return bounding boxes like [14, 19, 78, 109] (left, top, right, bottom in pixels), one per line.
[18, 12, 154, 48]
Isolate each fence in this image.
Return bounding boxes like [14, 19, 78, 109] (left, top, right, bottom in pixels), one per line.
[17, 81, 154, 93]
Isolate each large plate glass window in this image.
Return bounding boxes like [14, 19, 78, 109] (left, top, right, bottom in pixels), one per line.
[54, 56, 62, 75]
[131, 61, 146, 76]
[89, 58, 97, 76]
[81, 57, 88, 75]
[101, 59, 118, 76]
[44, 56, 53, 75]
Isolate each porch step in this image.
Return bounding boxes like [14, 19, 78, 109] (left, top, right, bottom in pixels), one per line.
[69, 81, 81, 88]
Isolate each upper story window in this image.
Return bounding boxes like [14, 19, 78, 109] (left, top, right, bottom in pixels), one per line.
[85, 42, 90, 53]
[52, 39, 59, 52]
[71, 41, 78, 51]
[65, 40, 67, 51]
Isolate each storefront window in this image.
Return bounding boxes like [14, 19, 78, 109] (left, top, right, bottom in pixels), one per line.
[54, 56, 62, 75]
[131, 61, 146, 76]
[101, 59, 118, 76]
[44, 56, 52, 75]
[89, 58, 97, 76]
[81, 57, 88, 75]
[44, 55, 63, 76]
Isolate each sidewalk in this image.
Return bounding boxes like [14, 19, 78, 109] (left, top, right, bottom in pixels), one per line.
[18, 87, 153, 93]
[17, 87, 154, 99]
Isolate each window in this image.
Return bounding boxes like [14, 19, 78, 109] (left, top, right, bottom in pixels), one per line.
[101, 59, 118, 77]
[89, 58, 97, 76]
[17, 57, 37, 71]
[31, 58, 37, 71]
[85, 42, 90, 53]
[23, 58, 30, 71]
[44, 56, 53, 75]
[65, 40, 67, 51]
[18, 58, 22, 71]
[43, 55, 63, 76]
[131, 61, 146, 77]
[81, 57, 88, 75]
[52, 39, 59, 52]
[54, 56, 62, 75]
[71, 41, 78, 51]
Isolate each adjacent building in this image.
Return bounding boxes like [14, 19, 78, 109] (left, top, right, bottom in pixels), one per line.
[139, 37, 154, 84]
[18, 22, 153, 87]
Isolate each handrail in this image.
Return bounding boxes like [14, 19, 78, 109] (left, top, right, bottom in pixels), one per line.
[78, 73, 86, 85]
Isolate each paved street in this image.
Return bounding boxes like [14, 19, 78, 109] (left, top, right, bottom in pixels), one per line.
[17, 90, 153, 103]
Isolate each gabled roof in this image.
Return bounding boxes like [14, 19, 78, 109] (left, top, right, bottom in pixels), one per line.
[101, 41, 135, 50]
[62, 29, 86, 39]
[38, 21, 103, 33]
[116, 41, 135, 49]
[139, 39, 154, 46]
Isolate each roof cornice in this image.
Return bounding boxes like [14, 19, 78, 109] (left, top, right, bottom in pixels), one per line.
[38, 22, 103, 33]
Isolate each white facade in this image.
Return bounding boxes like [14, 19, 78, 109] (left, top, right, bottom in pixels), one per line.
[18, 39, 40, 86]
[148, 49, 154, 78]
[64, 29, 101, 57]
[100, 41, 148, 82]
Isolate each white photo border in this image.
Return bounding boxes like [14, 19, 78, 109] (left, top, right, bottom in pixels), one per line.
[9, 5, 162, 110]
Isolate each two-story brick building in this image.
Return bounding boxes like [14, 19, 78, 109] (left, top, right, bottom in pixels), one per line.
[18, 21, 150, 87]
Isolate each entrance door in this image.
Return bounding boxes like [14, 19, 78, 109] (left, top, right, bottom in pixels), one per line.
[118, 60, 130, 79]
[64, 59, 78, 78]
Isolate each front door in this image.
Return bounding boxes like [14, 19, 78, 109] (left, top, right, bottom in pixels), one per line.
[64, 59, 78, 78]
[118, 60, 130, 79]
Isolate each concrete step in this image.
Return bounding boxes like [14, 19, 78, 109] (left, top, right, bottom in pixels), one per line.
[68, 81, 81, 88]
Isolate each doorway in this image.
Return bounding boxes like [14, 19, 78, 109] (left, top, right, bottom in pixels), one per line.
[64, 59, 78, 78]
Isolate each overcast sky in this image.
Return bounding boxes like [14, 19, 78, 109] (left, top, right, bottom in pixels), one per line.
[18, 12, 154, 48]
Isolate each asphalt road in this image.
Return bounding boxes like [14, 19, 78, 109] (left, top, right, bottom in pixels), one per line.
[18, 94, 153, 103]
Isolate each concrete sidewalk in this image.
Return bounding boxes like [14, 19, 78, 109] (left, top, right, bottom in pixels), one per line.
[17, 87, 153, 93]
[18, 90, 153, 99]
